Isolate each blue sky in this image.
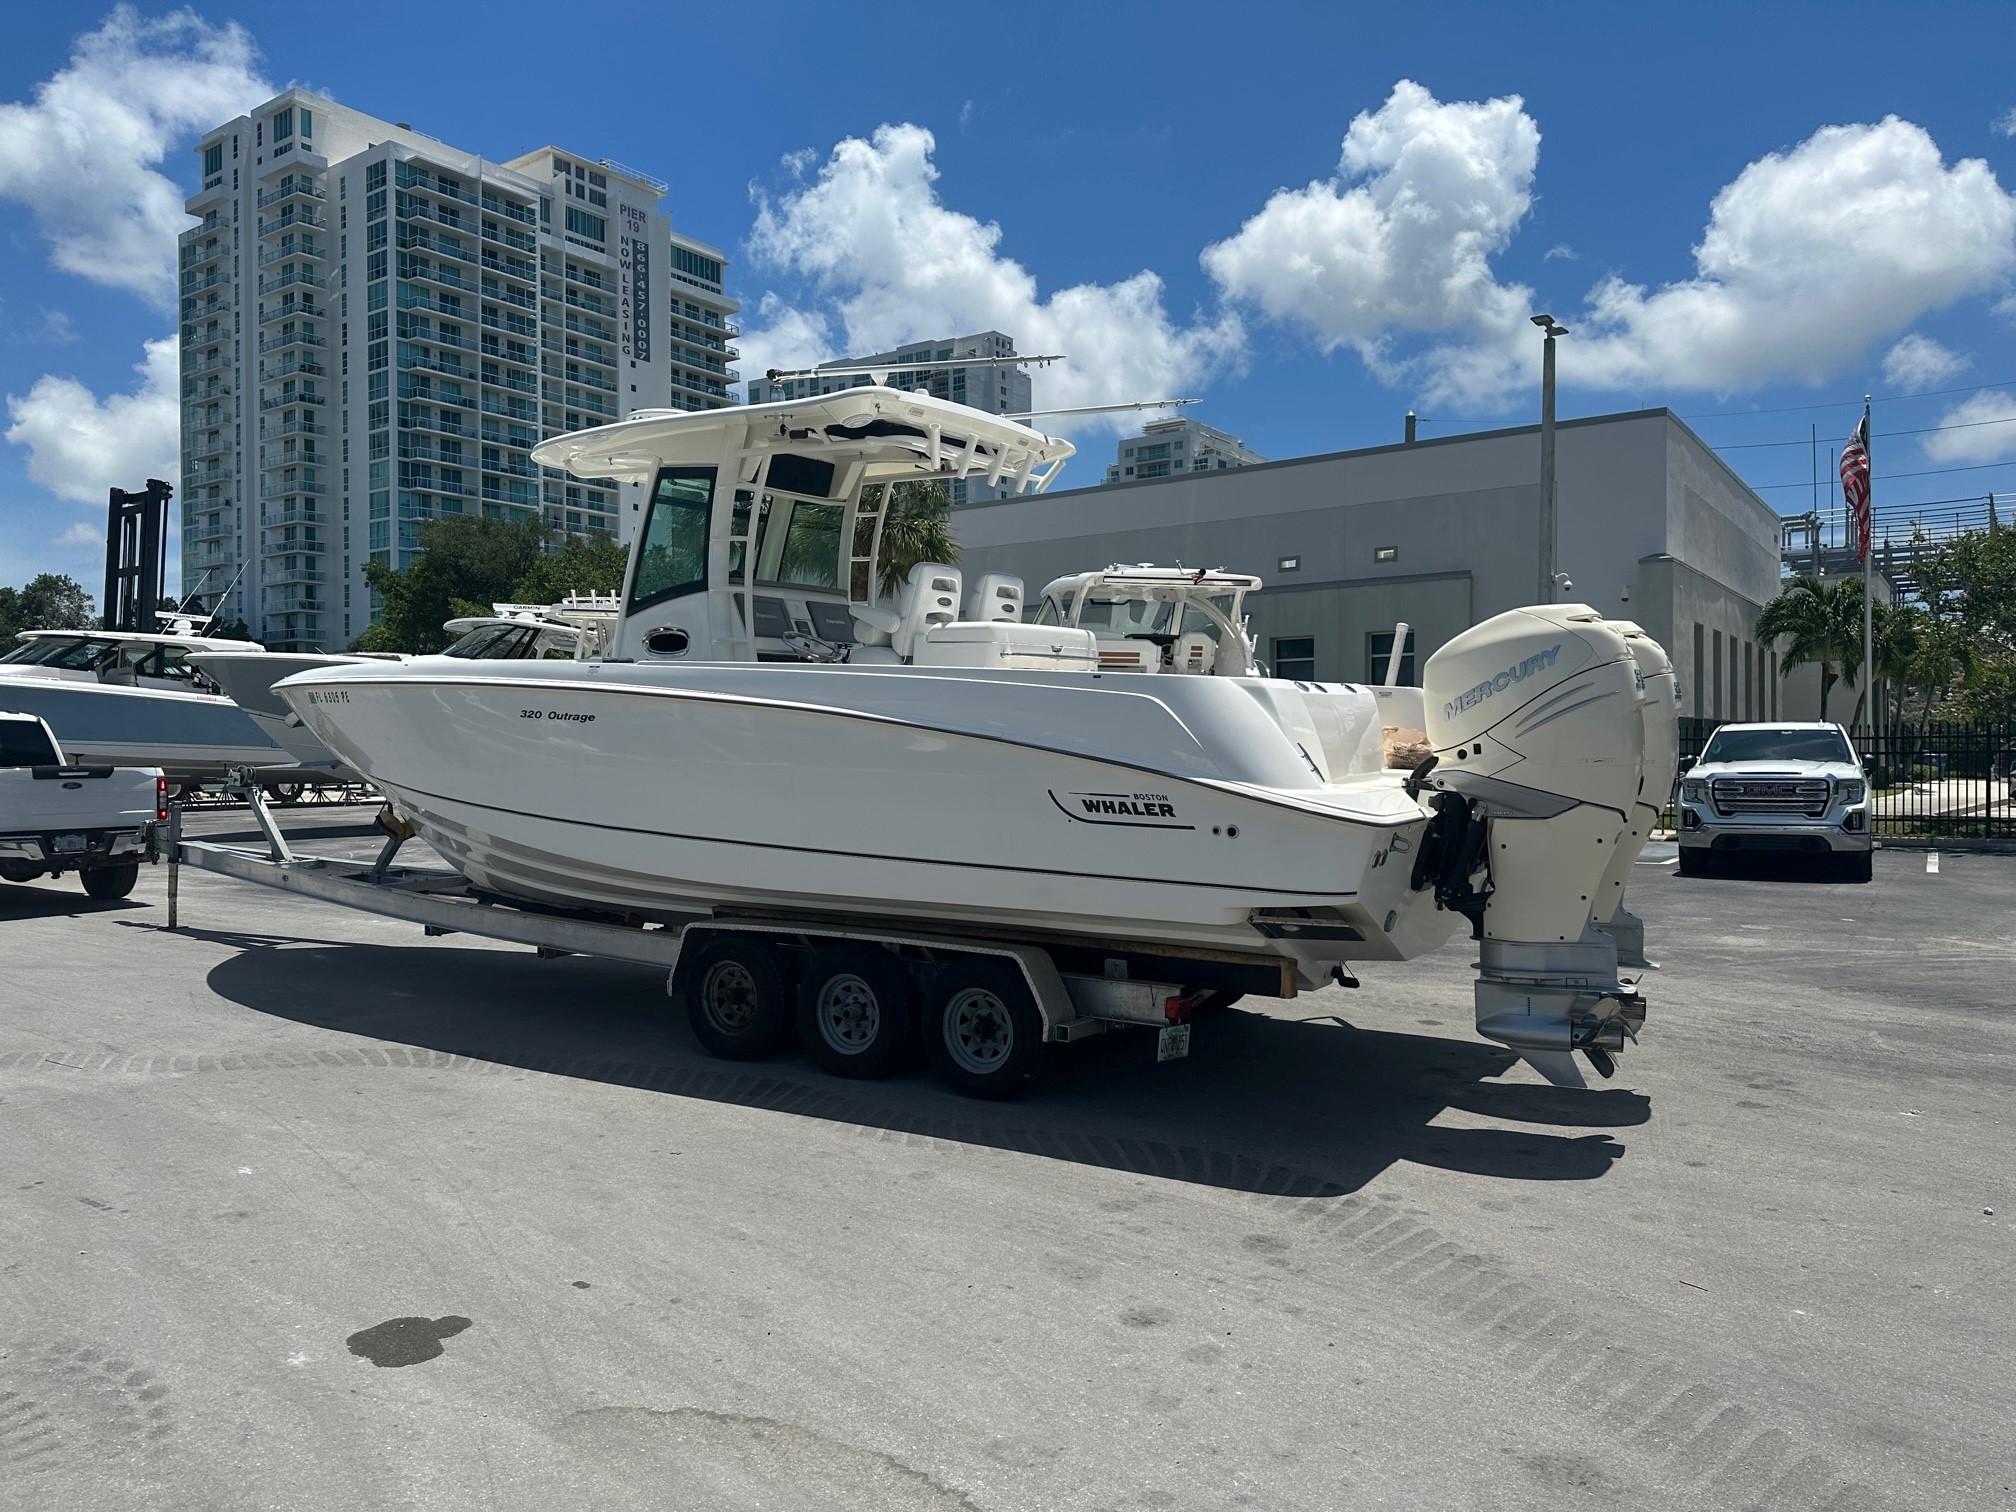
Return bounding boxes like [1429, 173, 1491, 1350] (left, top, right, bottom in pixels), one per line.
[5, 1, 2016, 593]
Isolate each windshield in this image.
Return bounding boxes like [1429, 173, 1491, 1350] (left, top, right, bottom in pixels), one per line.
[444, 624, 530, 659]
[1701, 727, 1853, 764]
[0, 637, 120, 670]
[1077, 597, 1179, 635]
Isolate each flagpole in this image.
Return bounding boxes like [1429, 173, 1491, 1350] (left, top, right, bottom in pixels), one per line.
[1862, 395, 1875, 747]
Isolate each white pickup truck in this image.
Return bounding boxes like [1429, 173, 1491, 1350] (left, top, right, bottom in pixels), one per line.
[1675, 720, 1873, 881]
[0, 712, 162, 900]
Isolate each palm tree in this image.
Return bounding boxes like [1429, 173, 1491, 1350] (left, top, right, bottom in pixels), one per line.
[1756, 575, 1867, 720]
[1846, 598, 1919, 731]
[874, 481, 959, 597]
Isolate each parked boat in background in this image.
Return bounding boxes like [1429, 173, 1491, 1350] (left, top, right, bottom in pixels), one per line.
[0, 620, 283, 782]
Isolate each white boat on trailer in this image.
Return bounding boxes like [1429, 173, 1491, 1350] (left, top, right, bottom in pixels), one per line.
[271, 384, 1676, 1094]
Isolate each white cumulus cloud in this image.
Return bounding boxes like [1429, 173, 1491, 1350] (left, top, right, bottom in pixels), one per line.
[1996, 108, 2016, 139]
[1881, 333, 1968, 389]
[0, 6, 270, 307]
[1202, 80, 1538, 376]
[744, 124, 1242, 430]
[1921, 390, 2016, 464]
[1205, 86, 2016, 412]
[6, 336, 181, 506]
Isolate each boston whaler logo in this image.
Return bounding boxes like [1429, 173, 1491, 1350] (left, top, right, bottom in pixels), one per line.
[1443, 642, 1562, 721]
[1050, 788, 1193, 829]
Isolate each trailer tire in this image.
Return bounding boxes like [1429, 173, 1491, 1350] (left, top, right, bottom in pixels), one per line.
[676, 935, 794, 1061]
[927, 959, 1043, 1100]
[796, 944, 915, 1079]
[81, 862, 140, 901]
[0, 860, 44, 884]
[266, 781, 307, 807]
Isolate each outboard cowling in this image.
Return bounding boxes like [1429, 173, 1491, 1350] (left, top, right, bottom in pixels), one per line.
[1421, 605, 1664, 1087]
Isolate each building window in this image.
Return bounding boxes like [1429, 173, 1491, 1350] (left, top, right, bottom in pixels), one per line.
[1278, 555, 1300, 572]
[1373, 545, 1398, 563]
[565, 207, 605, 242]
[202, 142, 223, 178]
[1273, 636, 1317, 682]
[273, 107, 293, 142]
[1367, 631, 1416, 687]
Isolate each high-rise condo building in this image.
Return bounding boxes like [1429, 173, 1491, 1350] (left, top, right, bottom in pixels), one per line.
[1103, 417, 1266, 484]
[177, 90, 739, 649]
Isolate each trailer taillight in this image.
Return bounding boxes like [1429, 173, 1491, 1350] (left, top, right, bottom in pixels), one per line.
[156, 776, 169, 822]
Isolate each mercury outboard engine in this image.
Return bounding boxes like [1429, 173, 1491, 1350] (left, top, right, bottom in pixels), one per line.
[1418, 605, 1673, 1087]
[1589, 624, 1678, 969]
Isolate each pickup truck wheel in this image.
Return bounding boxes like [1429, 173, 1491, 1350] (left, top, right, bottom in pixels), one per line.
[0, 860, 44, 884]
[81, 862, 139, 901]
[797, 944, 916, 1078]
[928, 959, 1043, 1100]
[1675, 848, 1704, 876]
[1836, 852, 1874, 883]
[674, 935, 795, 1061]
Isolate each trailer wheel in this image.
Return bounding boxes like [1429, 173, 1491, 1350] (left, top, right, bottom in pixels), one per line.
[676, 935, 794, 1061]
[0, 861, 44, 884]
[81, 862, 140, 901]
[928, 959, 1043, 1100]
[798, 944, 915, 1079]
[266, 781, 307, 807]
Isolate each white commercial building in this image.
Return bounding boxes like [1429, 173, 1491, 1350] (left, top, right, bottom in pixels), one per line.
[1104, 416, 1265, 484]
[178, 90, 739, 649]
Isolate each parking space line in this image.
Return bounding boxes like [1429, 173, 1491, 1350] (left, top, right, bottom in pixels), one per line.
[1927, 852, 1940, 874]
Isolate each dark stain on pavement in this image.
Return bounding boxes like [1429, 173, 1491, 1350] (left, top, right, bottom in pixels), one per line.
[345, 1315, 472, 1367]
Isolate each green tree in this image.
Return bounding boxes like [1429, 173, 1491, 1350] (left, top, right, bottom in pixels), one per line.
[0, 573, 96, 643]
[509, 529, 627, 606]
[875, 481, 959, 597]
[1756, 574, 1868, 720]
[356, 516, 547, 652]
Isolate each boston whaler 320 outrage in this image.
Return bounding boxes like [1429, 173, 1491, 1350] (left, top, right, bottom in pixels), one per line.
[278, 386, 1675, 1092]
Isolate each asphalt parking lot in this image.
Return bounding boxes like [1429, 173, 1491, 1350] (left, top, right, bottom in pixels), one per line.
[2, 806, 2009, 1511]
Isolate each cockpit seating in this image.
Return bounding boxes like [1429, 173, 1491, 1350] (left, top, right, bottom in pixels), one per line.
[963, 573, 1023, 624]
[891, 562, 962, 661]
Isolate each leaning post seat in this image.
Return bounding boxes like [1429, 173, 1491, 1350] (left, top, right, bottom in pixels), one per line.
[912, 622, 1097, 671]
[890, 562, 963, 660]
[963, 573, 1024, 623]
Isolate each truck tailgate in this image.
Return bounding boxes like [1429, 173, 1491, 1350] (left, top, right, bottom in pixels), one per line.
[1, 767, 162, 834]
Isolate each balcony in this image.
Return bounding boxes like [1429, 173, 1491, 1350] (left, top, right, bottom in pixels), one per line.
[482, 222, 538, 255]
[257, 269, 326, 297]
[480, 192, 536, 226]
[480, 394, 537, 423]
[397, 323, 477, 354]
[259, 297, 327, 326]
[485, 282, 537, 312]
[485, 367, 538, 395]
[265, 593, 324, 613]
[180, 238, 226, 269]
[483, 455, 538, 480]
[399, 379, 474, 409]
[395, 287, 468, 319]
[481, 309, 537, 338]
[258, 207, 325, 237]
[395, 229, 474, 264]
[257, 241, 324, 268]
[481, 481, 538, 506]
[565, 391, 616, 419]
[403, 353, 472, 382]
[260, 479, 328, 499]
[184, 521, 236, 544]
[262, 355, 327, 382]
[185, 434, 231, 462]
[180, 268, 230, 295]
[184, 462, 232, 485]
[261, 417, 326, 440]
[398, 441, 471, 466]
[563, 289, 613, 318]
[261, 508, 326, 529]
[395, 162, 479, 207]
[541, 335, 614, 366]
[398, 257, 476, 295]
[182, 294, 231, 321]
[262, 566, 325, 586]
[480, 424, 538, 449]
[481, 250, 538, 285]
[481, 340, 538, 370]
[399, 469, 469, 497]
[258, 390, 328, 410]
[547, 362, 615, 394]
[257, 178, 326, 209]
[259, 329, 325, 354]
[181, 351, 228, 377]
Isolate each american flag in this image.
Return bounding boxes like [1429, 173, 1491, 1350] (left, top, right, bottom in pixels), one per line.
[1840, 410, 1871, 561]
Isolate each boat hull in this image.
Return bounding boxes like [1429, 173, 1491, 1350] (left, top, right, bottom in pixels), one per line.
[0, 673, 284, 781]
[279, 661, 1460, 962]
[192, 652, 366, 776]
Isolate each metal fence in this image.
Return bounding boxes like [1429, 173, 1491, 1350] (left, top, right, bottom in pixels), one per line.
[1677, 718, 2016, 840]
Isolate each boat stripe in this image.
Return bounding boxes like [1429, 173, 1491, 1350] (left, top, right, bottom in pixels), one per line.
[384, 777, 1360, 899]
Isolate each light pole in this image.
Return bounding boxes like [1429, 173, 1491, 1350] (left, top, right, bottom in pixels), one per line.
[1531, 314, 1569, 602]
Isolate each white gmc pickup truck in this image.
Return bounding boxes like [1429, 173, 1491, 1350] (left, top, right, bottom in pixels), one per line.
[1675, 721, 1873, 881]
[0, 712, 163, 900]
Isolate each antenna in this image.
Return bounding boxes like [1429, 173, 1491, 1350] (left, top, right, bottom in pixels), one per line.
[1005, 398, 1197, 421]
[764, 354, 1067, 387]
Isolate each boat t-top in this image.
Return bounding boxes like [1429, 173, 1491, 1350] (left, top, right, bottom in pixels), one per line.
[276, 384, 1676, 1086]
[0, 618, 284, 780]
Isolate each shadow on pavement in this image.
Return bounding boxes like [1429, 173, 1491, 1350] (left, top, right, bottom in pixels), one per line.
[0, 884, 148, 921]
[194, 931, 1647, 1200]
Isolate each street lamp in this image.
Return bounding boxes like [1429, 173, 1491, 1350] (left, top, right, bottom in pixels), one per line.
[1531, 313, 1569, 602]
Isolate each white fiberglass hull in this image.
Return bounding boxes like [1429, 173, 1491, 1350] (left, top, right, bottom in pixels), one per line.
[0, 669, 284, 780]
[278, 660, 1461, 964]
[191, 652, 368, 776]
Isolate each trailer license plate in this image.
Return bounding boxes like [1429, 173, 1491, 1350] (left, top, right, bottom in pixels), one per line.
[54, 834, 86, 854]
[1156, 1024, 1191, 1062]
